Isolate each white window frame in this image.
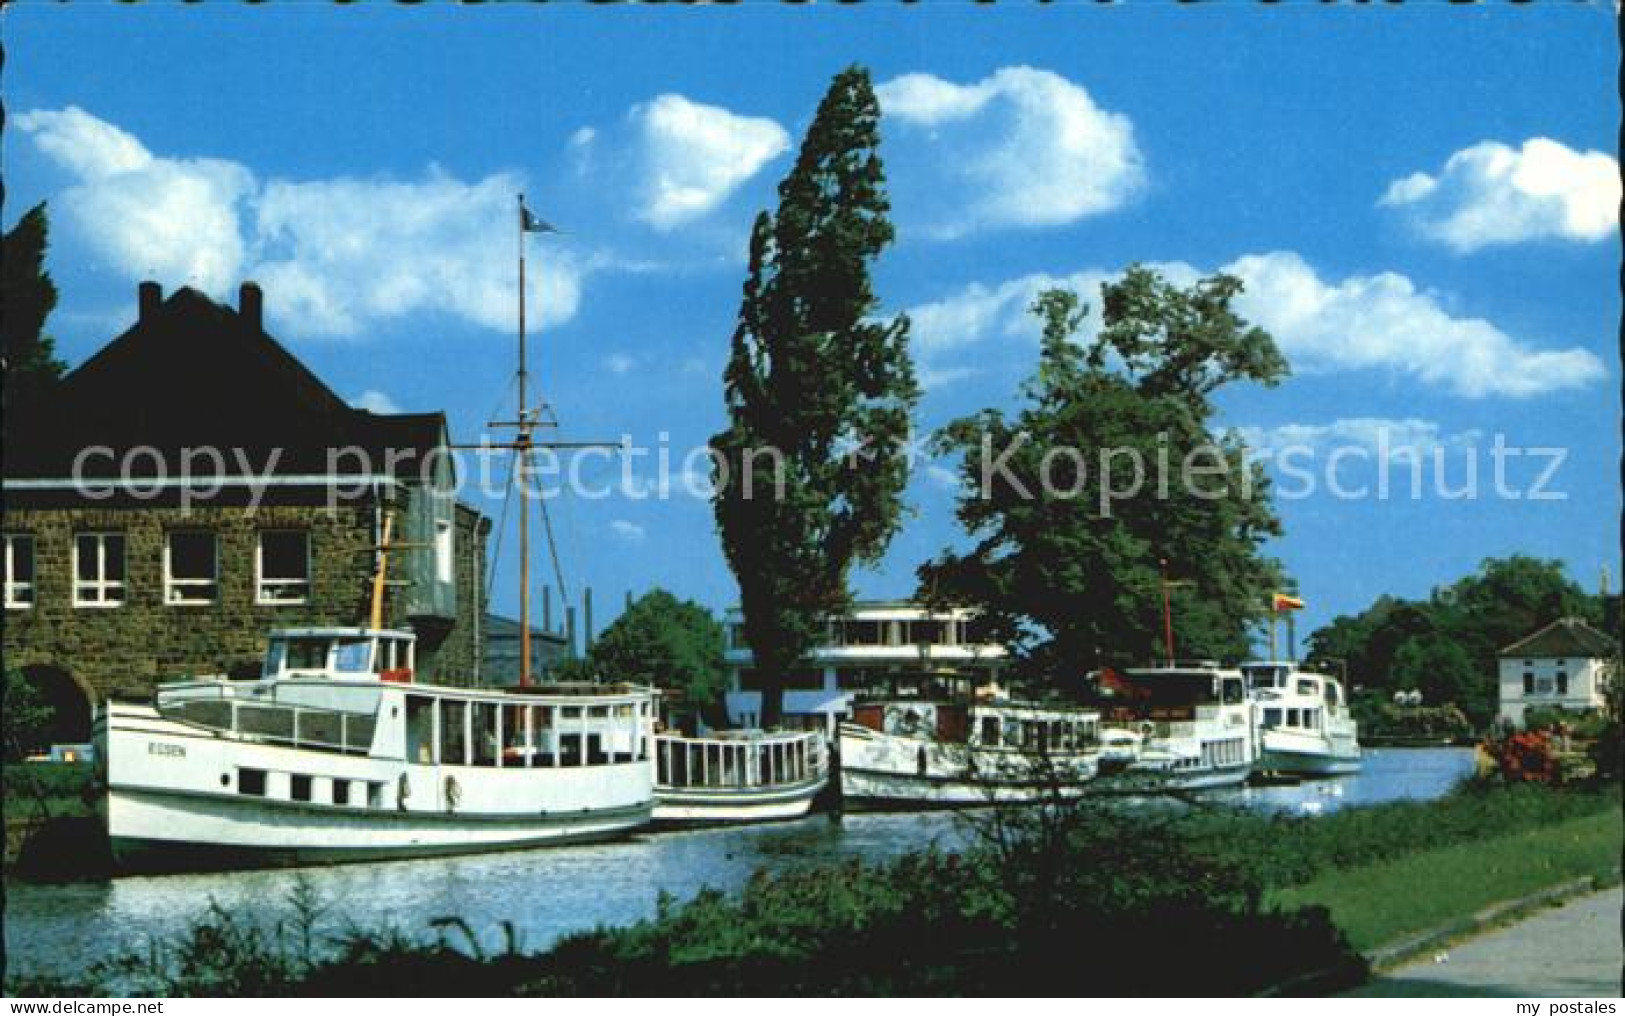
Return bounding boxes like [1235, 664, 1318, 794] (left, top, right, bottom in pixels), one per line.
[4, 533, 36, 609]
[255, 530, 311, 605]
[434, 517, 454, 585]
[73, 532, 126, 608]
[164, 530, 218, 606]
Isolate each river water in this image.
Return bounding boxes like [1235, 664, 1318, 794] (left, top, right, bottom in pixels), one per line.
[4, 747, 1474, 982]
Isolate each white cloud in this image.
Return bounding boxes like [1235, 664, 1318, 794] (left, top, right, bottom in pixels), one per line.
[605, 353, 636, 375]
[17, 106, 587, 339]
[351, 389, 403, 415]
[1379, 138, 1620, 252]
[877, 67, 1144, 239]
[907, 253, 1604, 399]
[1236, 418, 1482, 461]
[629, 94, 789, 231]
[609, 519, 646, 543]
[1225, 252, 1605, 398]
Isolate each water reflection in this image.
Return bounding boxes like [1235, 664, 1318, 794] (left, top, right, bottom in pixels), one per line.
[5, 749, 1473, 982]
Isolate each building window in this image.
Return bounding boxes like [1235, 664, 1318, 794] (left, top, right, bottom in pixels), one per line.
[165, 531, 218, 605]
[1523, 672, 1534, 695]
[435, 518, 454, 584]
[256, 531, 310, 604]
[73, 533, 126, 607]
[4, 534, 35, 609]
[1556, 672, 1569, 695]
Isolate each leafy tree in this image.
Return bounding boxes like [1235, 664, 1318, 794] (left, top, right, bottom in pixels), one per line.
[2, 202, 65, 435]
[711, 66, 918, 727]
[1391, 639, 1487, 720]
[581, 590, 728, 716]
[3, 668, 54, 758]
[921, 273, 1288, 684]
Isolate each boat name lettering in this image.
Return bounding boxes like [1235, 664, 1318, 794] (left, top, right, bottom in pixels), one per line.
[147, 742, 186, 758]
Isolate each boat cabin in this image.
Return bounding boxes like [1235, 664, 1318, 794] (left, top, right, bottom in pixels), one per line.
[1107, 667, 1247, 722]
[260, 628, 417, 683]
[849, 699, 1100, 753]
[1243, 663, 1346, 734]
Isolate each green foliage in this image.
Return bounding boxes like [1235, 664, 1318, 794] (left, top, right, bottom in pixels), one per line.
[577, 590, 727, 713]
[1350, 697, 1473, 741]
[3, 668, 56, 758]
[1305, 556, 1611, 728]
[921, 273, 1288, 682]
[711, 66, 919, 726]
[2, 203, 64, 445]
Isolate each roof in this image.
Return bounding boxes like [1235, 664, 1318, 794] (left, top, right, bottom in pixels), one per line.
[4, 284, 450, 481]
[1498, 617, 1619, 659]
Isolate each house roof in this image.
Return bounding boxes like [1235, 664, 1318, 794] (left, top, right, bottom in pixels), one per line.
[1498, 617, 1619, 659]
[5, 283, 450, 481]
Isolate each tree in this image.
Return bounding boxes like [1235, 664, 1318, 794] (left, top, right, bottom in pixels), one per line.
[581, 590, 728, 720]
[3, 669, 54, 759]
[921, 272, 1288, 685]
[711, 66, 918, 727]
[2, 202, 65, 441]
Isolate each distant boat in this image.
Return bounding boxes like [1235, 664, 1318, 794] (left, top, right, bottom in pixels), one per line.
[838, 699, 1101, 807]
[1093, 664, 1257, 792]
[96, 627, 659, 872]
[1243, 661, 1362, 777]
[651, 729, 828, 825]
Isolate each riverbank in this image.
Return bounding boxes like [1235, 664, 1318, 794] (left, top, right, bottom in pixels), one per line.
[8, 779, 1617, 996]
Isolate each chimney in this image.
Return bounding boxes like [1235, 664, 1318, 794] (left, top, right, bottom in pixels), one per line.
[238, 281, 263, 330]
[138, 281, 162, 323]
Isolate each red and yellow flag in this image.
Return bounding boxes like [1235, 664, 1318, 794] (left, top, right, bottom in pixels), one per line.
[1271, 592, 1305, 612]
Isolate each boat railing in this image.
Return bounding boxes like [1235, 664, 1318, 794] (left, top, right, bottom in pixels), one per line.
[155, 682, 378, 756]
[654, 730, 827, 790]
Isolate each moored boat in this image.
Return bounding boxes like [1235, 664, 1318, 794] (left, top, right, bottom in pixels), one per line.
[1093, 664, 1256, 792]
[96, 627, 659, 872]
[838, 698, 1101, 808]
[651, 728, 827, 826]
[1243, 661, 1361, 777]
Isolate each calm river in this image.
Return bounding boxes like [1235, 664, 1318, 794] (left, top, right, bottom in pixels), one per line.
[4, 747, 1474, 982]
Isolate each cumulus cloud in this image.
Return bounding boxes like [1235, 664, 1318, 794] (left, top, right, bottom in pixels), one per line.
[877, 67, 1144, 239]
[907, 253, 1604, 399]
[16, 105, 586, 339]
[628, 95, 789, 231]
[609, 519, 647, 543]
[1236, 418, 1482, 461]
[351, 389, 403, 415]
[1226, 252, 1605, 398]
[1379, 138, 1620, 252]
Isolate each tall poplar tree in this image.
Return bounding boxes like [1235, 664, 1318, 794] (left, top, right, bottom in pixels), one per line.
[2, 203, 65, 430]
[711, 66, 919, 727]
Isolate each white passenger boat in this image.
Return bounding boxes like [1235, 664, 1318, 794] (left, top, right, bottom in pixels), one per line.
[95, 627, 658, 871]
[1094, 665, 1256, 792]
[1243, 661, 1361, 777]
[652, 729, 827, 825]
[838, 699, 1100, 807]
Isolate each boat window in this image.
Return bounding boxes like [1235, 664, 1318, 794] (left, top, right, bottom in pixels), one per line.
[1222, 678, 1245, 704]
[1287, 708, 1300, 727]
[238, 768, 267, 797]
[980, 716, 1000, 745]
[406, 696, 435, 764]
[290, 774, 312, 802]
[442, 700, 468, 765]
[1002, 719, 1021, 748]
[367, 781, 384, 809]
[1263, 708, 1282, 728]
[333, 639, 373, 674]
[333, 780, 351, 806]
[472, 702, 499, 766]
[263, 641, 287, 678]
[285, 639, 329, 672]
[1326, 683, 1341, 707]
[1296, 679, 1318, 697]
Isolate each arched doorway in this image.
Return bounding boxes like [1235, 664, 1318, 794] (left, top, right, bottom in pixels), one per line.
[15, 665, 94, 751]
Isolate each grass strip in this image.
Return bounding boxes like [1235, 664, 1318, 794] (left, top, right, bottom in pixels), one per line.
[1273, 809, 1623, 953]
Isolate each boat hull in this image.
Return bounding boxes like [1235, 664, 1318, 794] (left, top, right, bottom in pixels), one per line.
[1257, 747, 1362, 777]
[1095, 761, 1254, 794]
[651, 775, 826, 826]
[839, 763, 1094, 808]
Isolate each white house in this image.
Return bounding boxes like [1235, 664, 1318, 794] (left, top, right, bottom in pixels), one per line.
[1496, 616, 1617, 728]
[723, 601, 1007, 733]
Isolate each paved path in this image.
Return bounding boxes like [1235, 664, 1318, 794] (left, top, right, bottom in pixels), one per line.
[1352, 887, 1623, 997]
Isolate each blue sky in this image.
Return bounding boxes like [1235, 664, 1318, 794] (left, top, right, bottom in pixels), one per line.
[7, 6, 1620, 650]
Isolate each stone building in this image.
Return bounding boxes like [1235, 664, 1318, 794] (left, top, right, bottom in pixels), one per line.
[2, 281, 490, 744]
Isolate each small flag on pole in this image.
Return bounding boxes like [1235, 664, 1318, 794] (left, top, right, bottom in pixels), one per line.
[521, 204, 559, 235]
[1271, 592, 1305, 611]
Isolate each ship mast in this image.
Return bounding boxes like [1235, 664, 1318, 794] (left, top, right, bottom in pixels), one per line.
[517, 195, 534, 687]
